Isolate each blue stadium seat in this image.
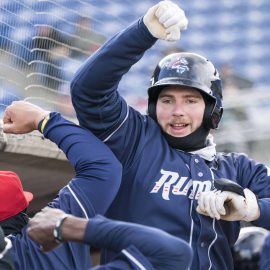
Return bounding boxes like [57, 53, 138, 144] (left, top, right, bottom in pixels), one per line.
[0, 0, 269, 89]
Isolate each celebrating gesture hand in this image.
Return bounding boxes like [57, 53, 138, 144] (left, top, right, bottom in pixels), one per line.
[3, 101, 49, 134]
[143, 0, 188, 41]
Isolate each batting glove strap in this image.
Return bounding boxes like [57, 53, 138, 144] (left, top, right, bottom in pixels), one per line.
[242, 188, 260, 222]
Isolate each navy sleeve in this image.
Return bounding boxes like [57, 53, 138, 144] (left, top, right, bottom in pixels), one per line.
[41, 112, 122, 215]
[70, 18, 156, 139]
[260, 233, 270, 270]
[90, 246, 156, 270]
[83, 215, 192, 270]
[234, 154, 270, 229]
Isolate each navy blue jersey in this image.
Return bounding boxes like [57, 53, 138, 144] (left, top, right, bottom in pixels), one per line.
[71, 18, 270, 270]
[84, 215, 192, 270]
[8, 113, 122, 270]
[260, 233, 270, 270]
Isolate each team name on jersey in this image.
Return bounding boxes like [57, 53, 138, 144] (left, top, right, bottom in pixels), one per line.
[150, 169, 212, 200]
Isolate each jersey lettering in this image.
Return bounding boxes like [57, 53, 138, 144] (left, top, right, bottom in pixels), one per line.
[266, 166, 270, 176]
[150, 169, 212, 200]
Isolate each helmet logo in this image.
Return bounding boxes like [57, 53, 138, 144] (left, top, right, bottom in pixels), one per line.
[165, 57, 189, 74]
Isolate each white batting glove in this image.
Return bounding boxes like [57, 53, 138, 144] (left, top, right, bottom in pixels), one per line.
[143, 1, 188, 41]
[196, 188, 260, 222]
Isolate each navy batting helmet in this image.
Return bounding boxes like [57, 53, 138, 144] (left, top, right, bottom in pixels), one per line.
[147, 52, 223, 129]
[232, 226, 269, 270]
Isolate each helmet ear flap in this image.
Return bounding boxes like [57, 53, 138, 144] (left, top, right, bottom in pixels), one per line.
[210, 107, 223, 129]
[202, 96, 223, 129]
[147, 101, 157, 121]
[147, 86, 163, 121]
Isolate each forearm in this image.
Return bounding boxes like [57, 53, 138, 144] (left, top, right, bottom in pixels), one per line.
[39, 112, 118, 168]
[70, 19, 156, 133]
[71, 18, 156, 98]
[61, 216, 88, 243]
[83, 215, 189, 257]
[83, 215, 192, 270]
[252, 199, 270, 229]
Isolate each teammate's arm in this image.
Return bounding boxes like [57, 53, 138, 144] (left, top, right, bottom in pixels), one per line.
[3, 101, 122, 215]
[27, 207, 193, 270]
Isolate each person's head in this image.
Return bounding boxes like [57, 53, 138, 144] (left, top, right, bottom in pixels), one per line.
[0, 171, 33, 236]
[232, 226, 268, 270]
[148, 52, 223, 151]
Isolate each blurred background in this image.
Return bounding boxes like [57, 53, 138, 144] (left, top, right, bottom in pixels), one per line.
[0, 0, 270, 216]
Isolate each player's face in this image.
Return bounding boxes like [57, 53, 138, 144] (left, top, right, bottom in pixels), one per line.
[156, 86, 205, 137]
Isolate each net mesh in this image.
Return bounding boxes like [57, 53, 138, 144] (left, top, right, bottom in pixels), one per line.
[1, 0, 270, 162]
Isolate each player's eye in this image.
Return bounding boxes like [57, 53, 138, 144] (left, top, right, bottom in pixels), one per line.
[186, 98, 197, 104]
[160, 98, 173, 104]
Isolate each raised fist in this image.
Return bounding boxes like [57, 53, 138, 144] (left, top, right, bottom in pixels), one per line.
[143, 1, 188, 41]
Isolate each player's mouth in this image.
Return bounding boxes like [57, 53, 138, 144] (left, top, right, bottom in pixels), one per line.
[169, 122, 190, 136]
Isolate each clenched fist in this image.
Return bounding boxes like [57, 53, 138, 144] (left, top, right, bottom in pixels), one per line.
[3, 101, 49, 134]
[196, 188, 260, 222]
[143, 1, 188, 41]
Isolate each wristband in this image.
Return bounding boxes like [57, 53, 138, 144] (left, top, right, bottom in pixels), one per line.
[40, 114, 50, 134]
[53, 214, 69, 244]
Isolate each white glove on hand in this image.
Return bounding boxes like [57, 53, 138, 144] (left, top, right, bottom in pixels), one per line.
[143, 0, 188, 41]
[196, 188, 260, 222]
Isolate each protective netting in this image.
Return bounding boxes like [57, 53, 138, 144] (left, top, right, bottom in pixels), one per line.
[0, 0, 110, 118]
[1, 0, 270, 161]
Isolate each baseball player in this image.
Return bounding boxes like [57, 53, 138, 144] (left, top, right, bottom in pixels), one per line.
[2, 101, 192, 270]
[3, 101, 121, 270]
[70, 1, 270, 269]
[27, 207, 192, 270]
